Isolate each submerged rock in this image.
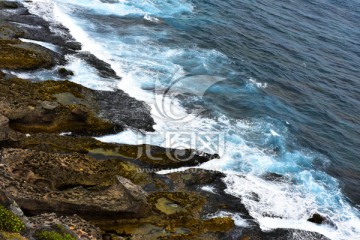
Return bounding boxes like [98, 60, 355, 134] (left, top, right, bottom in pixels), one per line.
[240, 228, 330, 240]
[57, 67, 74, 77]
[76, 52, 120, 79]
[262, 172, 287, 182]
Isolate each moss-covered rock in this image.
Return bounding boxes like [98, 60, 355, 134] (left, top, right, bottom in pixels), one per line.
[0, 20, 54, 70]
[34, 225, 76, 240]
[0, 205, 25, 233]
[34, 231, 75, 240]
[0, 232, 28, 240]
[0, 42, 54, 70]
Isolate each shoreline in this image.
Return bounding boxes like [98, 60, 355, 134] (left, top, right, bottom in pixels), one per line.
[0, 1, 332, 239]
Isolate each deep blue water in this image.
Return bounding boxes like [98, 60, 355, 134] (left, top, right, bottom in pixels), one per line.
[197, 0, 360, 203]
[25, 0, 360, 238]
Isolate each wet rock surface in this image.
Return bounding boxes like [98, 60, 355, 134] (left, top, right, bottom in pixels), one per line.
[239, 229, 330, 240]
[95, 90, 155, 132]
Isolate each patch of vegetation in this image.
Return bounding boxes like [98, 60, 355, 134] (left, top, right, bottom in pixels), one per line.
[0, 205, 25, 233]
[34, 230, 76, 240]
[0, 231, 27, 240]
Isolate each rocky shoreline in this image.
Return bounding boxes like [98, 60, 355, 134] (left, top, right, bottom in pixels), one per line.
[0, 1, 330, 239]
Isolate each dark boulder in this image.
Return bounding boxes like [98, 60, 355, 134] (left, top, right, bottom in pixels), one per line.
[308, 213, 326, 224]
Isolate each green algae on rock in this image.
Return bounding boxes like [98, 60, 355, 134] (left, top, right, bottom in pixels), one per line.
[33, 224, 77, 240]
[0, 232, 28, 240]
[0, 205, 25, 233]
[34, 231, 75, 240]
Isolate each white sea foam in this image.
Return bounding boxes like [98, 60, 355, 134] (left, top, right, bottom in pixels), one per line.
[270, 129, 280, 136]
[249, 77, 268, 89]
[64, 56, 116, 91]
[30, 0, 193, 18]
[201, 185, 216, 194]
[19, 38, 59, 52]
[144, 14, 161, 23]
[206, 211, 250, 227]
[220, 173, 360, 240]
[12, 22, 43, 29]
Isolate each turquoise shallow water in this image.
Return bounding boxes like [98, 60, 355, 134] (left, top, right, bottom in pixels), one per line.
[24, 0, 360, 239]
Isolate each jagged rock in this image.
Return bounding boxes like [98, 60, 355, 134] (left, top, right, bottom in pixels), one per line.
[308, 213, 326, 224]
[262, 172, 285, 181]
[95, 90, 155, 132]
[76, 52, 120, 79]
